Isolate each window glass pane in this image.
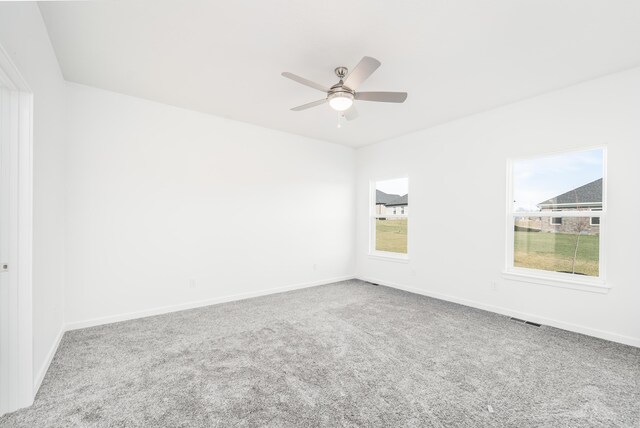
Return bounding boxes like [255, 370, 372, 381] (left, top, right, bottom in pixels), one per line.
[375, 178, 408, 214]
[514, 216, 599, 276]
[513, 149, 603, 213]
[376, 218, 407, 253]
[374, 178, 408, 254]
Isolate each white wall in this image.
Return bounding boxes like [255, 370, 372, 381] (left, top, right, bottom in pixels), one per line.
[356, 67, 640, 347]
[64, 83, 355, 327]
[0, 3, 67, 390]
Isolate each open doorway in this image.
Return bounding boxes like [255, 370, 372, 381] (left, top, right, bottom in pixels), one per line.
[0, 44, 34, 416]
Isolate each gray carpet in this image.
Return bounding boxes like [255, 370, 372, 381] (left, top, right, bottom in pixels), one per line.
[1, 280, 639, 427]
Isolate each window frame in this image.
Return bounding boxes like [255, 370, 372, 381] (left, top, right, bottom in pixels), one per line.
[504, 147, 608, 292]
[369, 178, 409, 262]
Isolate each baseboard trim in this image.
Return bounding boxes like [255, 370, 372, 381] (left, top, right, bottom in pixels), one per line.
[65, 275, 356, 331]
[33, 327, 65, 396]
[358, 276, 640, 348]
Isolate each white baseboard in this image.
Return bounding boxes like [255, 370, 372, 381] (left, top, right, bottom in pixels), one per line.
[33, 327, 65, 396]
[358, 276, 640, 348]
[65, 275, 356, 331]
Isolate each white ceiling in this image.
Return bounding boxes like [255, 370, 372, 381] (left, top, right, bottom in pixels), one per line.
[39, 0, 640, 147]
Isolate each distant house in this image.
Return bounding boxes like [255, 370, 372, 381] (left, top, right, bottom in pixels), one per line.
[537, 178, 602, 235]
[376, 190, 409, 216]
[385, 194, 408, 215]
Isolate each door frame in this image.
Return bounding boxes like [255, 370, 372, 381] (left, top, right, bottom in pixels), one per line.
[0, 43, 34, 416]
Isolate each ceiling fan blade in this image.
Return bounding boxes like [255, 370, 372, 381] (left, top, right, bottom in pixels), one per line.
[343, 106, 358, 121]
[355, 91, 408, 103]
[282, 72, 329, 93]
[343, 56, 381, 90]
[291, 99, 327, 111]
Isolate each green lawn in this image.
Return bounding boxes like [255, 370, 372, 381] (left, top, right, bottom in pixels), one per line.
[514, 230, 599, 276]
[375, 222, 598, 275]
[376, 218, 407, 253]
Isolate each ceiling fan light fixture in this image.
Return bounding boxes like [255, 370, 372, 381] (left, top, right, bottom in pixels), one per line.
[283, 56, 407, 119]
[328, 92, 354, 111]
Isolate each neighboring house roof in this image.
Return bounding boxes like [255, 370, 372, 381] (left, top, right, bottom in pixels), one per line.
[376, 190, 400, 205]
[538, 178, 603, 207]
[386, 194, 408, 207]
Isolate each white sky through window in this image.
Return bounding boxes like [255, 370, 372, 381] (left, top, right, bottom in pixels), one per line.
[376, 177, 408, 196]
[513, 149, 603, 212]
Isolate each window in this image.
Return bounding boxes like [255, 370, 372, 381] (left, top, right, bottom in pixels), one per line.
[371, 178, 408, 258]
[507, 148, 605, 287]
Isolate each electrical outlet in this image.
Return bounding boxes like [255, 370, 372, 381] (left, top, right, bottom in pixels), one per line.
[492, 281, 498, 291]
[188, 278, 197, 289]
[313, 264, 317, 271]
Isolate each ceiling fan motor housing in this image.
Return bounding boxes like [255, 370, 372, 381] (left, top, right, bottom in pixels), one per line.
[327, 76, 355, 111]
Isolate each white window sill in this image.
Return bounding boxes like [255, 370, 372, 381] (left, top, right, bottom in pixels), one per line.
[502, 270, 610, 294]
[368, 252, 410, 263]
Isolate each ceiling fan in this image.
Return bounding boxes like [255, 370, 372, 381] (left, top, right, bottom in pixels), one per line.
[282, 56, 407, 121]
